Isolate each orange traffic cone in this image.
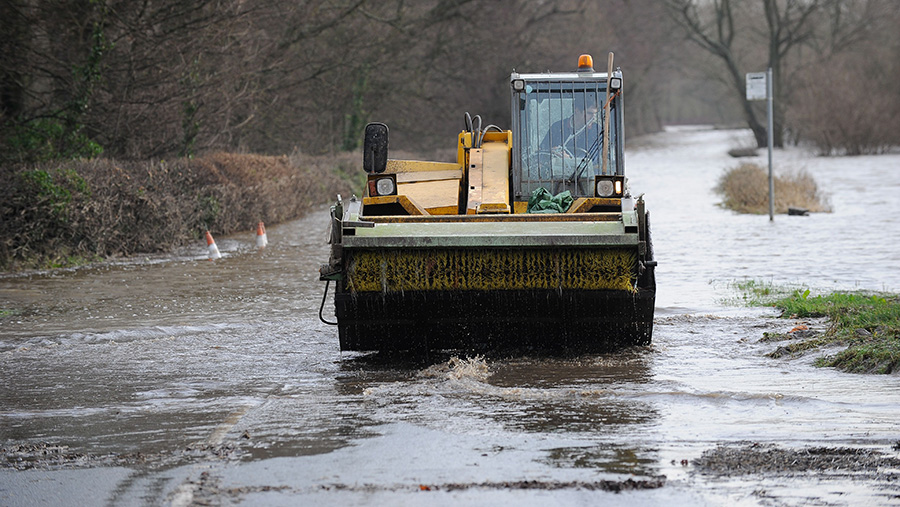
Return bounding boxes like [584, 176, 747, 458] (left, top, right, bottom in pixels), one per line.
[205, 230, 221, 260]
[256, 222, 268, 249]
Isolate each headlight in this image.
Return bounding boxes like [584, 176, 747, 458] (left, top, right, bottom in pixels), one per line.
[594, 175, 625, 198]
[367, 174, 398, 196]
[376, 177, 395, 195]
[596, 179, 615, 197]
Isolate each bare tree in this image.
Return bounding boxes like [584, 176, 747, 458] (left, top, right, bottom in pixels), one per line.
[0, 0, 263, 160]
[788, 0, 900, 154]
[239, 0, 586, 155]
[663, 0, 888, 149]
[12, 0, 893, 162]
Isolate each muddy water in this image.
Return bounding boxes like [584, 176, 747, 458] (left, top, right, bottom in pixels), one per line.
[2, 127, 900, 506]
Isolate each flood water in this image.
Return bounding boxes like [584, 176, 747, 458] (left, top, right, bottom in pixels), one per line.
[2, 127, 899, 506]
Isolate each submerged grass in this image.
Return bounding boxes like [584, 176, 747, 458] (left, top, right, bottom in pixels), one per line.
[715, 163, 831, 214]
[736, 281, 900, 374]
[729, 279, 797, 306]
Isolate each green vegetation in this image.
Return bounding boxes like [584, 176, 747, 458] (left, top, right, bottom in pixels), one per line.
[730, 279, 796, 305]
[715, 163, 831, 215]
[737, 281, 900, 374]
[3, 3, 109, 165]
[5, 119, 104, 163]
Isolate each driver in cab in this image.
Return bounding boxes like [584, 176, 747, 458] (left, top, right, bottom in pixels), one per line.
[540, 100, 601, 164]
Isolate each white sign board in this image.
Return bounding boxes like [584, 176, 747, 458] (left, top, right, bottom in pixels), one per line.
[746, 72, 767, 101]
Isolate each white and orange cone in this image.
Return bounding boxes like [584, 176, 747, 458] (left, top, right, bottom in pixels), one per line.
[205, 230, 221, 260]
[256, 222, 268, 249]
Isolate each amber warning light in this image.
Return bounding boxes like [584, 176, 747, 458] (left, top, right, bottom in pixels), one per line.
[577, 54, 594, 72]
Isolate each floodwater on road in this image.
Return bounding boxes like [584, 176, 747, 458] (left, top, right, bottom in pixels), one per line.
[1, 127, 899, 506]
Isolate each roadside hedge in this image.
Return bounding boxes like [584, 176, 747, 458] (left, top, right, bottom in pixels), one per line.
[1, 151, 358, 270]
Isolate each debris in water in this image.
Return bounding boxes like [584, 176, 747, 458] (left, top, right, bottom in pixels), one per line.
[693, 443, 900, 477]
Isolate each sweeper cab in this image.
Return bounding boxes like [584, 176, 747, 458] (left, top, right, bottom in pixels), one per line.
[319, 53, 656, 353]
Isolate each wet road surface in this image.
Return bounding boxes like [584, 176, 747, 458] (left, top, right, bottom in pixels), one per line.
[2, 127, 900, 506]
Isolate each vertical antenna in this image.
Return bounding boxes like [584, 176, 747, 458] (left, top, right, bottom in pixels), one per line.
[602, 52, 614, 175]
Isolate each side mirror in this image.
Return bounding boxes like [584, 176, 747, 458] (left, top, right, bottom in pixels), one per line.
[363, 122, 389, 174]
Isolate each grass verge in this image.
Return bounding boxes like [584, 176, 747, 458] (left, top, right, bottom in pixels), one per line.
[735, 280, 900, 374]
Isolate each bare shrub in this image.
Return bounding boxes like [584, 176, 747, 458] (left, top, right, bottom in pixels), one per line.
[715, 163, 831, 215]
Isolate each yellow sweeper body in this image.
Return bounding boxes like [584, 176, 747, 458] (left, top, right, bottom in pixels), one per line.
[320, 54, 656, 353]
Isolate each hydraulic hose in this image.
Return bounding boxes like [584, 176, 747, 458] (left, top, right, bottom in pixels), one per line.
[319, 280, 338, 325]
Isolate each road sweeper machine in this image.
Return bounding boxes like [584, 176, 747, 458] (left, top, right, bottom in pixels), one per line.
[320, 54, 656, 352]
